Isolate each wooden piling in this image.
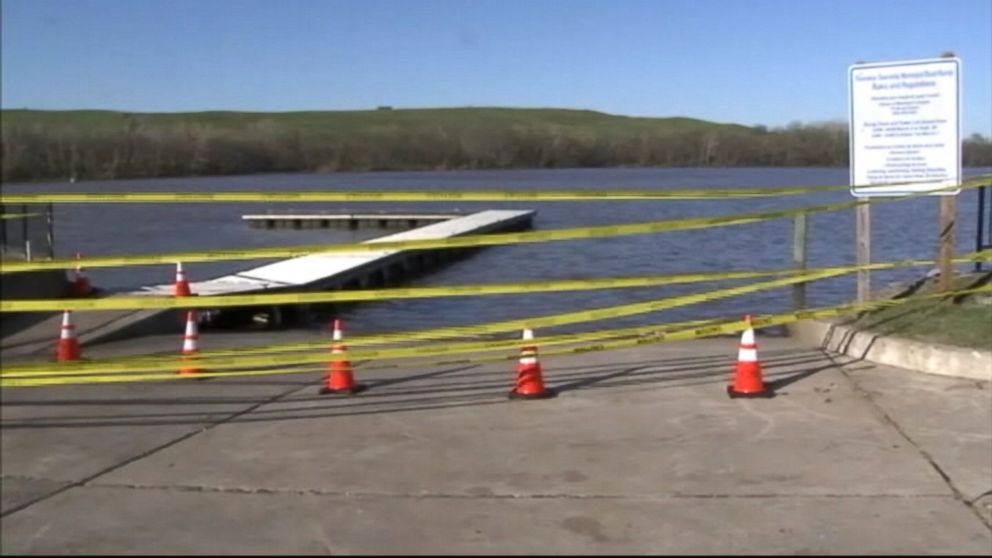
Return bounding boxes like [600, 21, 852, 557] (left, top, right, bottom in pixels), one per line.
[939, 195, 956, 293]
[792, 212, 809, 310]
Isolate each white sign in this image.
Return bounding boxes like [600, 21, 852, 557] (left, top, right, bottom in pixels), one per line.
[849, 57, 961, 196]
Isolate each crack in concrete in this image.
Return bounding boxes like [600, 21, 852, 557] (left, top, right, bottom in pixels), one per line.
[0, 377, 322, 519]
[77, 481, 954, 500]
[830, 352, 992, 531]
[970, 489, 992, 505]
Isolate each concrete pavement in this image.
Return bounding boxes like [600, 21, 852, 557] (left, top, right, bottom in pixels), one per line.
[1, 330, 990, 554]
[788, 318, 992, 382]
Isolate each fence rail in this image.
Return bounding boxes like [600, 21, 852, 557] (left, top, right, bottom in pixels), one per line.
[0, 203, 55, 261]
[976, 185, 992, 272]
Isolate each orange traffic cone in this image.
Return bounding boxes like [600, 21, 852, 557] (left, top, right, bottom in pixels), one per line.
[178, 310, 201, 376]
[55, 310, 82, 362]
[174, 262, 192, 297]
[71, 252, 93, 297]
[508, 328, 556, 400]
[319, 319, 366, 395]
[727, 315, 774, 398]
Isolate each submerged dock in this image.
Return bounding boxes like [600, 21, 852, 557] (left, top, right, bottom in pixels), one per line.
[1, 210, 535, 355]
[242, 212, 463, 230]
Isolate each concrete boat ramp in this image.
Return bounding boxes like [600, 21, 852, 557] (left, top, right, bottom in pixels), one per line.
[0, 210, 534, 357]
[2, 333, 989, 553]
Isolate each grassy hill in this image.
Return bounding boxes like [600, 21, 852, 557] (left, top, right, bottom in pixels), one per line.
[1, 107, 842, 182]
[1, 106, 751, 140]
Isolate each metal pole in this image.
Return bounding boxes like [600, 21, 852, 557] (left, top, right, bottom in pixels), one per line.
[977, 186, 986, 272]
[792, 212, 808, 310]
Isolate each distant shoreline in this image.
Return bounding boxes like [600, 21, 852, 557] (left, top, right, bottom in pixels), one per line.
[5, 165, 992, 188]
[3, 107, 990, 183]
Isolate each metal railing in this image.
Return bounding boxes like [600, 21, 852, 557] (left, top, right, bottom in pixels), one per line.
[0, 203, 55, 261]
[977, 185, 992, 272]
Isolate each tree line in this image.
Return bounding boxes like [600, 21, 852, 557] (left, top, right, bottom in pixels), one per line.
[2, 113, 990, 183]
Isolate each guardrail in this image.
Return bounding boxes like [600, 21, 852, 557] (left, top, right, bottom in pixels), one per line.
[0, 203, 55, 261]
[976, 185, 991, 272]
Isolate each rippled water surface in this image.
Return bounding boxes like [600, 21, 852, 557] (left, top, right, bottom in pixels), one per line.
[4, 167, 990, 335]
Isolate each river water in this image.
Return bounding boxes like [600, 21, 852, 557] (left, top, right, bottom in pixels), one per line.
[3, 167, 990, 336]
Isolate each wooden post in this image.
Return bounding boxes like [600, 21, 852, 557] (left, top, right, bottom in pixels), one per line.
[978, 186, 987, 272]
[792, 212, 808, 310]
[938, 50, 959, 292]
[0, 203, 6, 252]
[46, 202, 55, 260]
[856, 201, 871, 303]
[939, 195, 956, 293]
[20, 203, 29, 257]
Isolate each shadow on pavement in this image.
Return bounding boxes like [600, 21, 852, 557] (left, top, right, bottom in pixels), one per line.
[0, 348, 853, 429]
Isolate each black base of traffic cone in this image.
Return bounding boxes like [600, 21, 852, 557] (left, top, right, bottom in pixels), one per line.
[508, 387, 557, 400]
[319, 383, 367, 396]
[727, 385, 775, 399]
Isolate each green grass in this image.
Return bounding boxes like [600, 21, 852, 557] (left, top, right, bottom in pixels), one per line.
[847, 272, 992, 350]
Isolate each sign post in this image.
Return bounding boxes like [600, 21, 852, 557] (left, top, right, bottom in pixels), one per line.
[849, 56, 961, 298]
[856, 200, 871, 303]
[939, 195, 956, 292]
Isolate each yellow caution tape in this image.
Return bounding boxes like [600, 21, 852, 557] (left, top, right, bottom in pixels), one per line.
[0, 213, 43, 220]
[0, 269, 796, 313]
[5, 284, 989, 387]
[0, 181, 975, 275]
[12, 252, 988, 313]
[0, 250, 992, 318]
[0, 269, 870, 377]
[0, 184, 855, 204]
[3, 180, 983, 275]
[354, 316, 730, 371]
[534, 284, 992, 360]
[0, 200, 847, 273]
[4, 177, 988, 205]
[0, 315, 727, 380]
[496, 285, 992, 368]
[6, 251, 985, 376]
[165, 252, 992, 358]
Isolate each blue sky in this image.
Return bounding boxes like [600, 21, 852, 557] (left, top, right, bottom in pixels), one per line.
[2, 0, 990, 136]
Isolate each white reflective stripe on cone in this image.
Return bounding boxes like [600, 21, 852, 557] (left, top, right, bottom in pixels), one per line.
[738, 348, 758, 362]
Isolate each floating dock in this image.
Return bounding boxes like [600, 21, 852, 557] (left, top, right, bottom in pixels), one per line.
[138, 210, 534, 297]
[1, 210, 535, 355]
